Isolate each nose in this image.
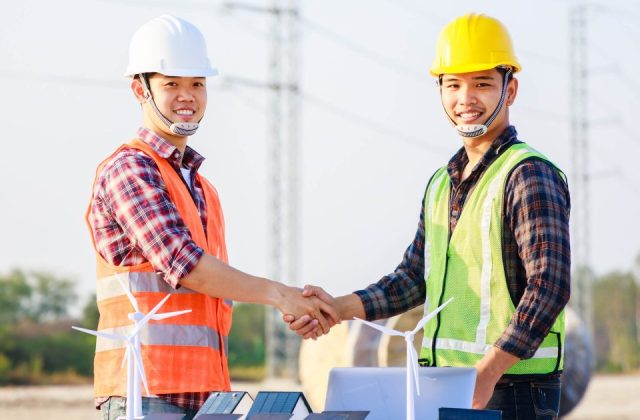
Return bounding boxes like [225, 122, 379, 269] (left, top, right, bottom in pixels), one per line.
[177, 87, 196, 101]
[458, 85, 477, 106]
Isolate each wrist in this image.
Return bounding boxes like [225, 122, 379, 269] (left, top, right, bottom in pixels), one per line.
[335, 293, 365, 320]
[266, 279, 286, 309]
[477, 346, 520, 381]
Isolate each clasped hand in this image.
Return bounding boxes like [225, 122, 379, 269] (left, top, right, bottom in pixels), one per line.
[280, 285, 339, 339]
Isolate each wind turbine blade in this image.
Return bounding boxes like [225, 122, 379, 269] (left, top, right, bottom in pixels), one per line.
[408, 345, 421, 396]
[129, 294, 171, 338]
[72, 326, 126, 341]
[130, 343, 150, 397]
[121, 348, 128, 370]
[118, 277, 140, 312]
[151, 309, 192, 320]
[354, 318, 404, 336]
[412, 297, 454, 334]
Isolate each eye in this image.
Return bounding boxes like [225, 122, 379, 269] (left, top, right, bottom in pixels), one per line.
[446, 84, 459, 89]
[194, 81, 205, 87]
[165, 81, 177, 87]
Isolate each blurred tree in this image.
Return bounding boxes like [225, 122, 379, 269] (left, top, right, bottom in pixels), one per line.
[82, 293, 99, 329]
[0, 269, 76, 324]
[227, 303, 266, 368]
[592, 271, 639, 372]
[29, 271, 77, 322]
[0, 269, 32, 323]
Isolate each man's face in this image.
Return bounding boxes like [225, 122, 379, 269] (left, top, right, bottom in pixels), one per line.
[147, 73, 208, 126]
[440, 68, 517, 140]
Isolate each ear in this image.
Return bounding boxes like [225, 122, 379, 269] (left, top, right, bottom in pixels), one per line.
[131, 79, 148, 104]
[506, 77, 519, 106]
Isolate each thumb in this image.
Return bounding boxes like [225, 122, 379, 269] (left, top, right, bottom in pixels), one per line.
[302, 285, 319, 297]
[282, 314, 295, 323]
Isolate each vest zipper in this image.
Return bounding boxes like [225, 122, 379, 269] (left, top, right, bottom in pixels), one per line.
[431, 187, 453, 366]
[431, 254, 449, 366]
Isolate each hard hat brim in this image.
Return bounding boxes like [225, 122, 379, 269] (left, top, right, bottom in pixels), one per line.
[429, 62, 521, 77]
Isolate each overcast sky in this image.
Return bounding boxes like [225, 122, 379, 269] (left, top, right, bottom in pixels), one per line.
[2, 0, 639, 311]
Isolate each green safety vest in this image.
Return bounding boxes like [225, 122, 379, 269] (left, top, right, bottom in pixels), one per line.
[419, 143, 565, 375]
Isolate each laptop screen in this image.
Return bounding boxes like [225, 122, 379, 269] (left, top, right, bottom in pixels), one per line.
[324, 367, 476, 420]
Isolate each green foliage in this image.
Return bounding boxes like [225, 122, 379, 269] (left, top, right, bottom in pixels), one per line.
[82, 293, 99, 329]
[0, 268, 94, 384]
[0, 269, 77, 324]
[0, 352, 11, 385]
[592, 269, 640, 372]
[0, 269, 32, 324]
[227, 303, 266, 379]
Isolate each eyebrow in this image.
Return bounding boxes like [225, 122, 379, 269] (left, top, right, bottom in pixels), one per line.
[443, 75, 495, 82]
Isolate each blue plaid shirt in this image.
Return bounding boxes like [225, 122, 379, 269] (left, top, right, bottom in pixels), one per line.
[354, 126, 571, 360]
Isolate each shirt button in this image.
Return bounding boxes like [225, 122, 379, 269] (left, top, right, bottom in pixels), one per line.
[173, 152, 180, 159]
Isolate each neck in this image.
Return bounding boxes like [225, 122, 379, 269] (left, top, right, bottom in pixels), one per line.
[460, 121, 509, 168]
[462, 136, 492, 169]
[142, 114, 189, 158]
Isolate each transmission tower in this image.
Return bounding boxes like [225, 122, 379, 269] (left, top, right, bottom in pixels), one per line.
[569, 4, 593, 335]
[223, 0, 301, 380]
[263, 0, 301, 380]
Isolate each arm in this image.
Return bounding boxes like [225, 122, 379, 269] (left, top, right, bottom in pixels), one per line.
[99, 150, 338, 331]
[181, 254, 339, 333]
[473, 159, 570, 408]
[496, 159, 571, 358]
[285, 193, 428, 337]
[473, 347, 520, 409]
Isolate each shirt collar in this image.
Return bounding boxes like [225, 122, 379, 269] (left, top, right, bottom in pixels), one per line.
[136, 127, 205, 171]
[447, 125, 519, 186]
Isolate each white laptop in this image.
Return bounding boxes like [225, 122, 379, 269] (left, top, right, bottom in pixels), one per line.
[325, 367, 476, 420]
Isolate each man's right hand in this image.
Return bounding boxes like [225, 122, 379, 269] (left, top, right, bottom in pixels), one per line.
[283, 285, 341, 339]
[276, 284, 340, 335]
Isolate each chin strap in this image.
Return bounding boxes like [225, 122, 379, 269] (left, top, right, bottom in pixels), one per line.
[441, 67, 513, 138]
[139, 74, 200, 136]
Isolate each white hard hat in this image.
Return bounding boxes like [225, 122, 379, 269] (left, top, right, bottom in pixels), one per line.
[124, 14, 218, 77]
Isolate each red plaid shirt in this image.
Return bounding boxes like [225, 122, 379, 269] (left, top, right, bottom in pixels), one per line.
[89, 127, 214, 410]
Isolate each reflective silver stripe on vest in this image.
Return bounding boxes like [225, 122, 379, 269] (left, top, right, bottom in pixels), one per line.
[96, 324, 225, 353]
[422, 337, 558, 359]
[97, 272, 197, 301]
[476, 147, 530, 346]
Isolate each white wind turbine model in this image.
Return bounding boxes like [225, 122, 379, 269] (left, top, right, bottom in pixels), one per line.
[73, 279, 191, 420]
[355, 297, 453, 420]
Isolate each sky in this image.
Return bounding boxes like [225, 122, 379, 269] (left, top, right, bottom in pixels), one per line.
[1, 0, 640, 313]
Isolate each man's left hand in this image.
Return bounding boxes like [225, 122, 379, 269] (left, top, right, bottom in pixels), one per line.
[472, 346, 520, 409]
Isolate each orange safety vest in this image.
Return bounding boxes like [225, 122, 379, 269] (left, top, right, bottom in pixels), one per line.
[87, 138, 232, 397]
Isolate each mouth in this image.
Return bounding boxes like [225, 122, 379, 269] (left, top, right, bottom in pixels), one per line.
[455, 110, 484, 124]
[174, 108, 196, 121]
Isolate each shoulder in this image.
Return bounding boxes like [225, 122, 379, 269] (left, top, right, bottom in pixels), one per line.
[506, 157, 570, 208]
[508, 157, 567, 188]
[98, 147, 160, 181]
[94, 146, 164, 198]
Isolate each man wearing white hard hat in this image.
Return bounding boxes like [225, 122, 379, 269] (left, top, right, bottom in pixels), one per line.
[86, 15, 337, 419]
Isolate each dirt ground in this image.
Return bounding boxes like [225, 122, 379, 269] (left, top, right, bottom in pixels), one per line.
[0, 374, 637, 419]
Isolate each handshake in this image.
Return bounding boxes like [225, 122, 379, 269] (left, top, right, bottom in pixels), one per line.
[278, 284, 346, 340]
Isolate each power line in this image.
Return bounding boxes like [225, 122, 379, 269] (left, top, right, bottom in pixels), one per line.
[0, 69, 123, 89]
[302, 91, 449, 156]
[377, 0, 446, 25]
[299, 16, 429, 84]
[90, 0, 221, 10]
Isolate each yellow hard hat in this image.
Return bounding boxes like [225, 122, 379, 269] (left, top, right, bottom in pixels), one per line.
[430, 13, 521, 77]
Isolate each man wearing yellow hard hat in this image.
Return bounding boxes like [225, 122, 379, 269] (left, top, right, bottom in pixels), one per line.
[287, 13, 570, 418]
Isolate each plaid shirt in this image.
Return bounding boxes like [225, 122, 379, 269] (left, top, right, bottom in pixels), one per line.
[89, 127, 212, 410]
[355, 126, 571, 361]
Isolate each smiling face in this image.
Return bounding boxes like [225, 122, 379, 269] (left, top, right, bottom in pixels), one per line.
[132, 73, 208, 145]
[440, 68, 518, 144]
